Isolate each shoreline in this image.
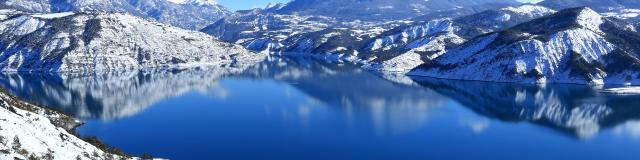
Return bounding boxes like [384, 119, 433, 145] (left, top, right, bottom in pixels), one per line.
[0, 88, 140, 160]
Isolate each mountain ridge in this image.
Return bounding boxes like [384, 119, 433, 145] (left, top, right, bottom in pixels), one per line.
[0, 10, 264, 72]
[409, 7, 640, 85]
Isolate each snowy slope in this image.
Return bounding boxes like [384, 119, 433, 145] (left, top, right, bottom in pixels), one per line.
[203, 2, 544, 71]
[2, 0, 231, 30]
[410, 7, 640, 85]
[202, 0, 527, 56]
[0, 10, 265, 72]
[0, 89, 129, 160]
[361, 5, 557, 73]
[126, 0, 231, 30]
[540, 0, 640, 25]
[201, 8, 407, 56]
[540, 0, 640, 12]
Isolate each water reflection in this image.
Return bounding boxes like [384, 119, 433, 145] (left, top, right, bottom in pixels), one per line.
[238, 56, 447, 134]
[411, 77, 640, 139]
[1, 55, 640, 142]
[0, 67, 246, 120]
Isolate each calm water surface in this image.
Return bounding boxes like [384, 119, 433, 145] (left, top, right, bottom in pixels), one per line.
[2, 56, 640, 160]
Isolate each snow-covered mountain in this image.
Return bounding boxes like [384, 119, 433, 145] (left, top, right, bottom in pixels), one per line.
[126, 0, 231, 30]
[202, 0, 529, 67]
[1, 0, 231, 30]
[361, 5, 557, 73]
[540, 0, 640, 25]
[540, 0, 640, 12]
[0, 10, 264, 72]
[410, 7, 640, 85]
[201, 8, 409, 57]
[272, 0, 522, 21]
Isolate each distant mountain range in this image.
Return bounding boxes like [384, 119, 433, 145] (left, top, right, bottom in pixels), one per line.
[201, 0, 528, 60]
[540, 0, 640, 12]
[269, 0, 522, 21]
[1, 0, 231, 30]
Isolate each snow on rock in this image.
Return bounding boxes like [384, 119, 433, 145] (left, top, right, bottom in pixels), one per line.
[363, 19, 457, 52]
[0, 11, 265, 73]
[202, 1, 533, 73]
[500, 4, 557, 18]
[410, 7, 640, 85]
[0, 89, 130, 160]
[363, 52, 424, 73]
[2, 0, 232, 30]
[30, 12, 75, 19]
[183, 0, 218, 6]
[360, 5, 555, 74]
[575, 8, 605, 33]
[603, 9, 640, 19]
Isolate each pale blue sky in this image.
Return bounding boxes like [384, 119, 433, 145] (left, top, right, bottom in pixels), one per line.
[217, 0, 542, 11]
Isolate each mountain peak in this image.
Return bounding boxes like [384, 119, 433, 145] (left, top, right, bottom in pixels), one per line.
[509, 7, 605, 34]
[185, 0, 219, 6]
[575, 7, 604, 29]
[501, 4, 555, 14]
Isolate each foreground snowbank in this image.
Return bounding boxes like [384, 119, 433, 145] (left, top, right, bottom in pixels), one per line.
[0, 89, 132, 160]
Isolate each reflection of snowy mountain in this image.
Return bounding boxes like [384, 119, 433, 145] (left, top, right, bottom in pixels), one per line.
[238, 56, 447, 134]
[412, 76, 640, 139]
[0, 66, 248, 120]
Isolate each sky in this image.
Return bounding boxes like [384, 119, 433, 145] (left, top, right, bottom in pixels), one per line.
[171, 0, 543, 11]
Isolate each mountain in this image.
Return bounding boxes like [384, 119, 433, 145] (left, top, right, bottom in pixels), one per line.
[360, 5, 557, 73]
[410, 7, 640, 85]
[539, 0, 640, 12]
[2, 0, 140, 14]
[0, 10, 264, 72]
[201, 8, 408, 57]
[1, 0, 231, 30]
[273, 0, 522, 21]
[540, 0, 640, 25]
[202, 0, 526, 66]
[126, 0, 231, 30]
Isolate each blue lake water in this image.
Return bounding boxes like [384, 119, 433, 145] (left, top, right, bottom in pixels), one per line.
[2, 56, 640, 159]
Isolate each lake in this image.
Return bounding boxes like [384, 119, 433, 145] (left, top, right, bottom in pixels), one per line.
[1, 56, 640, 160]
